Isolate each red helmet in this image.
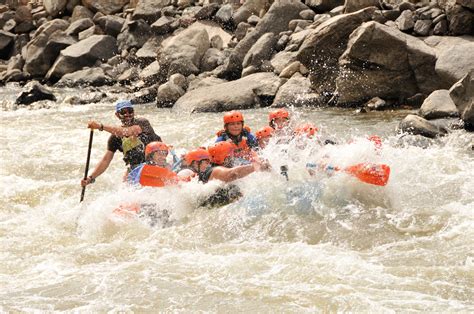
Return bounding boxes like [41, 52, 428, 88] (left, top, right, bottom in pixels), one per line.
[223, 111, 244, 124]
[294, 123, 318, 137]
[145, 141, 169, 159]
[268, 108, 289, 122]
[256, 126, 274, 140]
[208, 141, 235, 165]
[184, 148, 210, 165]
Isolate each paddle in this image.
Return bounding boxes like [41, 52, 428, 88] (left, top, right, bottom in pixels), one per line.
[80, 129, 94, 202]
[306, 162, 390, 186]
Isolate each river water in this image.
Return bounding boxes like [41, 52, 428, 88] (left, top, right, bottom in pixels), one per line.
[1, 85, 473, 311]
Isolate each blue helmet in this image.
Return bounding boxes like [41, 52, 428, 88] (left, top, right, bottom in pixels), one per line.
[115, 100, 133, 112]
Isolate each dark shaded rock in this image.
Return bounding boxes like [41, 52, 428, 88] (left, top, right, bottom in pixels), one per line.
[396, 9, 415, 31]
[398, 1, 416, 11]
[419, 89, 459, 119]
[139, 60, 161, 84]
[300, 9, 316, 20]
[78, 25, 103, 41]
[398, 114, 448, 138]
[364, 96, 389, 110]
[0, 30, 14, 59]
[65, 17, 94, 36]
[215, 4, 233, 27]
[446, 4, 473, 35]
[201, 47, 225, 71]
[235, 22, 252, 41]
[157, 79, 186, 107]
[132, 85, 158, 104]
[71, 5, 93, 23]
[96, 15, 125, 37]
[297, 7, 375, 94]
[151, 15, 176, 35]
[195, 3, 220, 20]
[433, 19, 448, 35]
[344, 0, 380, 13]
[15, 81, 56, 105]
[305, 0, 343, 12]
[242, 32, 277, 70]
[117, 19, 151, 51]
[456, 0, 474, 10]
[136, 36, 166, 65]
[174, 72, 281, 112]
[271, 51, 297, 74]
[414, 19, 432, 36]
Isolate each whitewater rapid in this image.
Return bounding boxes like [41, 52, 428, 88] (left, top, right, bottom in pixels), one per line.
[1, 88, 473, 311]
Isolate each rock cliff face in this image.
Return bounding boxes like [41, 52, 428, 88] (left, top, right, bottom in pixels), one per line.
[1, 0, 473, 134]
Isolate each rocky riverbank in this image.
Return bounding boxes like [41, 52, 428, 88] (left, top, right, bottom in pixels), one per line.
[1, 0, 473, 137]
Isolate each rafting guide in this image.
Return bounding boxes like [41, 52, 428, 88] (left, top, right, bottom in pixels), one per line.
[80, 100, 162, 187]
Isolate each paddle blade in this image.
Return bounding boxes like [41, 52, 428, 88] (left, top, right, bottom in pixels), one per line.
[139, 165, 178, 187]
[344, 163, 390, 186]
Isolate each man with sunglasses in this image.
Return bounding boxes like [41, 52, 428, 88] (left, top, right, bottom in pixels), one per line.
[81, 100, 162, 187]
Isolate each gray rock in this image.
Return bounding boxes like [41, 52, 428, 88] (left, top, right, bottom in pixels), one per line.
[46, 35, 118, 80]
[398, 1, 416, 11]
[242, 32, 277, 69]
[70, 5, 93, 23]
[247, 15, 260, 26]
[22, 19, 70, 76]
[429, 37, 474, 86]
[151, 15, 176, 35]
[210, 34, 223, 49]
[446, 4, 473, 35]
[43, 0, 67, 17]
[287, 28, 312, 49]
[174, 72, 282, 112]
[232, 0, 268, 25]
[289, 19, 312, 32]
[414, 19, 432, 36]
[382, 9, 401, 21]
[136, 36, 167, 65]
[235, 22, 252, 41]
[215, 4, 233, 27]
[139, 60, 161, 84]
[159, 26, 210, 77]
[335, 21, 444, 105]
[187, 75, 227, 91]
[279, 60, 301, 78]
[276, 34, 290, 51]
[56, 67, 111, 87]
[273, 73, 320, 107]
[433, 20, 448, 35]
[419, 89, 459, 119]
[396, 9, 415, 31]
[201, 47, 225, 71]
[219, 0, 309, 79]
[449, 70, 474, 127]
[195, 3, 220, 20]
[15, 81, 56, 105]
[271, 51, 297, 74]
[297, 7, 375, 94]
[157, 80, 185, 107]
[82, 0, 129, 15]
[398, 114, 448, 138]
[117, 20, 151, 52]
[364, 96, 388, 110]
[78, 25, 103, 41]
[65, 17, 94, 36]
[456, 0, 474, 10]
[299, 9, 316, 20]
[432, 14, 446, 24]
[96, 15, 125, 37]
[117, 67, 139, 84]
[132, 86, 158, 104]
[344, 0, 380, 13]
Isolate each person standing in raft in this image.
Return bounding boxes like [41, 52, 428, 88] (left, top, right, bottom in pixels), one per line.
[80, 100, 162, 187]
[215, 111, 258, 162]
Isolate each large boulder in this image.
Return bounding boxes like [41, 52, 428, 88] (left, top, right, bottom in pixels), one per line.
[398, 114, 448, 138]
[132, 0, 172, 24]
[173, 72, 282, 112]
[15, 81, 56, 105]
[56, 67, 111, 86]
[242, 32, 277, 70]
[43, 0, 67, 17]
[335, 21, 444, 105]
[296, 7, 375, 94]
[449, 70, 473, 128]
[272, 73, 321, 107]
[158, 25, 209, 78]
[46, 35, 118, 80]
[424, 36, 474, 87]
[218, 0, 309, 79]
[22, 19, 70, 76]
[82, 0, 129, 15]
[419, 90, 458, 119]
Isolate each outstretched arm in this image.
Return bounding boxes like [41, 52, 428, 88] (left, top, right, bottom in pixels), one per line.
[87, 121, 142, 137]
[80, 150, 114, 186]
[209, 164, 257, 183]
